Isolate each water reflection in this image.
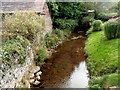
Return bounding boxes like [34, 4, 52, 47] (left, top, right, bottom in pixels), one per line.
[61, 61, 89, 88]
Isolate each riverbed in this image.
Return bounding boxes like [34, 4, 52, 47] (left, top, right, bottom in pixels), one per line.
[35, 31, 89, 88]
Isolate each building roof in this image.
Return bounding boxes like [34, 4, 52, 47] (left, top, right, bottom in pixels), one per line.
[0, 0, 45, 13]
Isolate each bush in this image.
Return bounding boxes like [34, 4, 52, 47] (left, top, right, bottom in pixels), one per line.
[54, 19, 78, 31]
[35, 46, 49, 65]
[98, 13, 118, 21]
[45, 28, 71, 49]
[3, 12, 45, 42]
[48, 2, 89, 19]
[87, 20, 103, 35]
[62, 29, 71, 37]
[52, 29, 64, 39]
[92, 20, 103, 31]
[80, 16, 92, 30]
[35, 28, 70, 65]
[45, 33, 60, 48]
[104, 18, 120, 40]
[0, 36, 30, 65]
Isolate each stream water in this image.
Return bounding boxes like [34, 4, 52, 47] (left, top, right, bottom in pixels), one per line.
[61, 61, 89, 88]
[36, 31, 89, 88]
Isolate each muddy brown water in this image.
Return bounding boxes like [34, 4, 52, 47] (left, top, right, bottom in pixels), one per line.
[35, 31, 89, 88]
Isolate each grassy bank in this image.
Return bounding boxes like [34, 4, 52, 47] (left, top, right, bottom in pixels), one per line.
[85, 31, 119, 88]
[89, 73, 119, 89]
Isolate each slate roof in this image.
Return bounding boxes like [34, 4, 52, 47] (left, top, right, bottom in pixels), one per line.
[0, 0, 45, 13]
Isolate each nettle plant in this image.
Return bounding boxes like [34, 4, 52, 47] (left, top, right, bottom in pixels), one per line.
[104, 17, 120, 40]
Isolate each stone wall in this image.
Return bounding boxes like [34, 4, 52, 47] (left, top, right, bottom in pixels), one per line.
[0, 47, 34, 88]
[0, 2, 52, 88]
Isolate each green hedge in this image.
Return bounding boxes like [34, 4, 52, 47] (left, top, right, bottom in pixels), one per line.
[91, 20, 103, 31]
[104, 18, 120, 40]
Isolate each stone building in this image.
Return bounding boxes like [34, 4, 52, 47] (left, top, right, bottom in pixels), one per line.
[0, 0, 45, 13]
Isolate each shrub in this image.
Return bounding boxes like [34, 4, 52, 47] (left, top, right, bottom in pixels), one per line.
[45, 28, 71, 49]
[45, 33, 60, 48]
[80, 16, 92, 30]
[48, 2, 89, 19]
[54, 19, 78, 31]
[91, 20, 103, 31]
[98, 13, 118, 21]
[35, 46, 49, 65]
[62, 29, 71, 37]
[87, 20, 103, 35]
[0, 36, 30, 65]
[2, 12, 45, 42]
[52, 28, 64, 39]
[104, 18, 120, 40]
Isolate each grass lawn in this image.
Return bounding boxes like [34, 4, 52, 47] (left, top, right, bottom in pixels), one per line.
[89, 73, 119, 88]
[85, 31, 119, 88]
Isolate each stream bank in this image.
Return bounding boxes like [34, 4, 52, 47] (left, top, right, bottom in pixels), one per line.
[31, 31, 89, 88]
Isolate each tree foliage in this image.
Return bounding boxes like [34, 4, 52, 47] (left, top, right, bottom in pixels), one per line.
[47, 2, 93, 30]
[48, 2, 88, 20]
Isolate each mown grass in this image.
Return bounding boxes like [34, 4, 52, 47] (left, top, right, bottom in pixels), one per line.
[85, 31, 119, 88]
[89, 73, 119, 89]
[85, 31, 119, 76]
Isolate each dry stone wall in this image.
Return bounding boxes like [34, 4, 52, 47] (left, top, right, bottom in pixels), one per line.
[0, 47, 34, 88]
[0, 1, 52, 88]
